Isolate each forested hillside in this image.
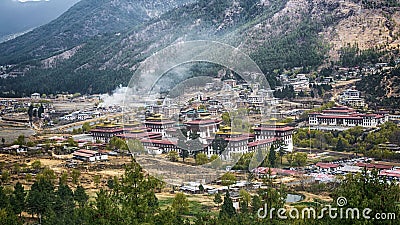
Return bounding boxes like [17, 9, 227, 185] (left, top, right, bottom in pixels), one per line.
[0, 161, 398, 225]
[357, 66, 400, 109]
[0, 0, 399, 96]
[0, 0, 194, 65]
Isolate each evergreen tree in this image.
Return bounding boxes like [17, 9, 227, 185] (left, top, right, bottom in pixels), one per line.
[213, 193, 223, 206]
[38, 104, 44, 118]
[154, 208, 184, 225]
[268, 145, 276, 168]
[198, 184, 204, 194]
[239, 189, 251, 214]
[211, 137, 228, 155]
[54, 183, 75, 223]
[219, 191, 236, 219]
[0, 186, 10, 209]
[111, 162, 161, 223]
[74, 185, 88, 208]
[11, 182, 25, 217]
[26, 178, 55, 218]
[276, 141, 287, 166]
[71, 169, 81, 185]
[172, 192, 189, 215]
[336, 138, 345, 151]
[330, 169, 400, 225]
[251, 195, 262, 214]
[180, 149, 189, 162]
[27, 104, 33, 122]
[195, 153, 209, 165]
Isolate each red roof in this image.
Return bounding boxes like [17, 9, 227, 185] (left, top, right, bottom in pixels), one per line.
[356, 163, 393, 170]
[76, 149, 98, 155]
[141, 139, 177, 145]
[252, 167, 300, 175]
[117, 132, 161, 139]
[91, 128, 124, 133]
[369, 114, 384, 118]
[379, 169, 400, 177]
[313, 111, 383, 120]
[254, 127, 294, 132]
[248, 138, 278, 147]
[252, 167, 277, 175]
[225, 136, 250, 142]
[73, 152, 94, 158]
[317, 115, 363, 120]
[242, 133, 255, 138]
[316, 162, 339, 169]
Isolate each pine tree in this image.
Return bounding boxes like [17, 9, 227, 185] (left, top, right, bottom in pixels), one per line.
[54, 183, 74, 217]
[38, 104, 44, 118]
[251, 195, 262, 214]
[26, 178, 55, 218]
[27, 104, 33, 119]
[172, 192, 189, 215]
[11, 182, 25, 217]
[213, 193, 222, 206]
[198, 184, 204, 194]
[268, 145, 276, 168]
[219, 191, 236, 218]
[74, 185, 88, 208]
[336, 138, 345, 151]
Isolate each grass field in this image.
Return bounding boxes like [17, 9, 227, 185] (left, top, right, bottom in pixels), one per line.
[157, 193, 219, 217]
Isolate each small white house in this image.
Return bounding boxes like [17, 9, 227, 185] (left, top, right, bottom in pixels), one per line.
[31, 93, 40, 99]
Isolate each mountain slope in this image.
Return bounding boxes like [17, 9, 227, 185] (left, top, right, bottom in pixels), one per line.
[357, 66, 400, 109]
[0, 0, 193, 65]
[0, 0, 399, 97]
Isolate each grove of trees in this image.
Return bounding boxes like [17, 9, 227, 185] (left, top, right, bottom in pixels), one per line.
[0, 160, 399, 225]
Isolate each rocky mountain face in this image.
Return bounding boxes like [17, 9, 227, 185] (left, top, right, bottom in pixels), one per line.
[0, 0, 399, 96]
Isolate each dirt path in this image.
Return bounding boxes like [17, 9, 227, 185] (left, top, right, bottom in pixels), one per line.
[297, 191, 333, 203]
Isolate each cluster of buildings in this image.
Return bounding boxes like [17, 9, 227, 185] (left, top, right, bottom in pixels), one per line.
[278, 74, 310, 92]
[72, 149, 108, 162]
[60, 110, 102, 121]
[338, 89, 366, 108]
[309, 106, 387, 129]
[314, 161, 400, 181]
[60, 105, 122, 122]
[91, 114, 294, 159]
[91, 78, 295, 158]
[0, 99, 27, 114]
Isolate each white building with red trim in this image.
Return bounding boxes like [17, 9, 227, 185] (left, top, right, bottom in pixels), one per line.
[253, 121, 294, 152]
[144, 115, 175, 136]
[184, 119, 221, 144]
[309, 106, 387, 128]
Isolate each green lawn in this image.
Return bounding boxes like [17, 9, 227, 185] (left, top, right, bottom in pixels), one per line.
[158, 196, 218, 217]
